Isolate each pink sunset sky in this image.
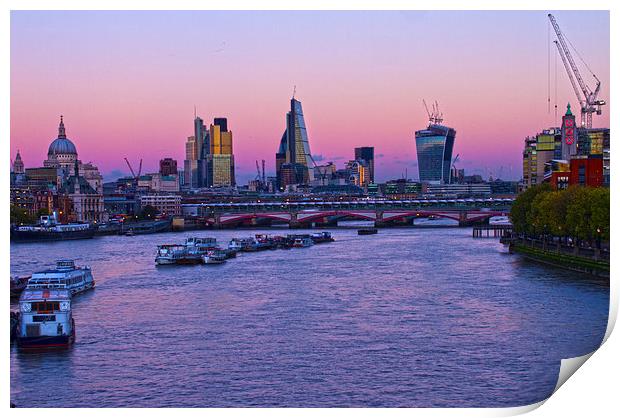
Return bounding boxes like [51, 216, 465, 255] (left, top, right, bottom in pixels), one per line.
[10, 10, 610, 183]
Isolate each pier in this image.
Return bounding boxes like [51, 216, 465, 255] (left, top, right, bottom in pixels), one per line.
[472, 224, 513, 238]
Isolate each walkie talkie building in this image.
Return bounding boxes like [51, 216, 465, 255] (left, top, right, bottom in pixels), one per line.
[415, 124, 456, 184]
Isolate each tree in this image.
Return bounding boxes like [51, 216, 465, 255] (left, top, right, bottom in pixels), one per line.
[10, 205, 34, 225]
[35, 208, 50, 218]
[510, 183, 552, 235]
[566, 187, 594, 243]
[138, 205, 159, 220]
[589, 187, 610, 244]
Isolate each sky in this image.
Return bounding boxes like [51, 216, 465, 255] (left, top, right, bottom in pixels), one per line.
[10, 10, 610, 184]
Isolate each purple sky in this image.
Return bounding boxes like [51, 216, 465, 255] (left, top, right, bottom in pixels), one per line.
[10, 10, 610, 183]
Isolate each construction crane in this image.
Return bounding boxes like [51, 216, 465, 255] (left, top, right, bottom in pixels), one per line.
[261, 159, 266, 184]
[450, 153, 460, 184]
[255, 160, 262, 181]
[422, 99, 444, 125]
[308, 154, 329, 185]
[548, 13, 605, 128]
[124, 157, 143, 180]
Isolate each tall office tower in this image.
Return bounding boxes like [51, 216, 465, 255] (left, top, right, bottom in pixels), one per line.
[354, 147, 375, 183]
[193, 115, 211, 187]
[561, 104, 577, 161]
[194, 116, 208, 159]
[275, 96, 314, 189]
[184, 136, 199, 188]
[415, 118, 456, 184]
[208, 118, 235, 187]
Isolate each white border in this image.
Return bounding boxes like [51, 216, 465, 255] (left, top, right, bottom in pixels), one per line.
[2, 1, 616, 417]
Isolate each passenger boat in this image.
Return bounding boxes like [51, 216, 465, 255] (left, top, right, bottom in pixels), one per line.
[17, 289, 75, 350]
[203, 250, 228, 265]
[26, 260, 95, 296]
[311, 232, 335, 243]
[10, 275, 31, 298]
[229, 237, 260, 252]
[254, 234, 277, 250]
[155, 244, 202, 265]
[185, 237, 218, 254]
[11, 214, 96, 242]
[358, 228, 378, 235]
[292, 236, 314, 248]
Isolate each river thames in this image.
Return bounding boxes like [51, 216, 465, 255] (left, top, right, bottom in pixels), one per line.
[10, 227, 609, 407]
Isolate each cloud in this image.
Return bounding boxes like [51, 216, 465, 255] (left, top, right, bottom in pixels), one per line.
[103, 169, 129, 182]
[392, 159, 418, 167]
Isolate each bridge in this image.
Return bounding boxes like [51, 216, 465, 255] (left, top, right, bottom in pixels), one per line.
[181, 197, 513, 228]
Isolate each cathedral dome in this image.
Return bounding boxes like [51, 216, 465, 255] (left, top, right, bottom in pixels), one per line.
[48, 138, 77, 155]
[48, 116, 77, 155]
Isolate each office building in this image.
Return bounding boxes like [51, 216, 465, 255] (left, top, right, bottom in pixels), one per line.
[415, 122, 456, 184]
[276, 96, 314, 188]
[354, 147, 375, 183]
[522, 129, 557, 190]
[207, 118, 235, 187]
[159, 158, 178, 176]
[140, 194, 182, 216]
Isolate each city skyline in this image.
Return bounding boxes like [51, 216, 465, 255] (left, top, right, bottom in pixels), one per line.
[10, 10, 610, 183]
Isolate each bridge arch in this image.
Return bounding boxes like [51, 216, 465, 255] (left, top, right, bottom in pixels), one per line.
[296, 210, 376, 224]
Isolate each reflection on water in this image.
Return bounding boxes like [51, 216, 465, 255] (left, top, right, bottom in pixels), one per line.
[10, 228, 609, 407]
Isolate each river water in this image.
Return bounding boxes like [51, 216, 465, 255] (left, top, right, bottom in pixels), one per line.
[10, 227, 609, 407]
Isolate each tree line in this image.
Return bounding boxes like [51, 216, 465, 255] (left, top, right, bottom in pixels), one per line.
[510, 184, 609, 246]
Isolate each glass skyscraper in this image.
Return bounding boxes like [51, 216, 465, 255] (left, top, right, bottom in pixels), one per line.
[414, 124, 456, 184]
[276, 97, 314, 188]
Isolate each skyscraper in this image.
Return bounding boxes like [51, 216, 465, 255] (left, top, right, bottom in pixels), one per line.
[183, 135, 199, 188]
[207, 118, 235, 187]
[276, 96, 314, 189]
[415, 120, 456, 184]
[184, 114, 236, 188]
[354, 147, 374, 183]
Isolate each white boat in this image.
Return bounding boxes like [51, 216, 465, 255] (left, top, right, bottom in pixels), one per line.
[228, 237, 259, 252]
[202, 251, 227, 265]
[292, 236, 314, 248]
[26, 260, 95, 296]
[185, 237, 218, 254]
[155, 244, 202, 265]
[489, 216, 512, 226]
[17, 289, 75, 350]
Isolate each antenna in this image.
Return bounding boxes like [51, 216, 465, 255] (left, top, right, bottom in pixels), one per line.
[194, 105, 197, 119]
[292, 85, 296, 99]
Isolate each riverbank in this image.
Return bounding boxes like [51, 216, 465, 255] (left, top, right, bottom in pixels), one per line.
[506, 237, 609, 280]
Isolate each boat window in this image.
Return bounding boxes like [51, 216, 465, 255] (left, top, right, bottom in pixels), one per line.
[33, 315, 56, 322]
[31, 302, 60, 312]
